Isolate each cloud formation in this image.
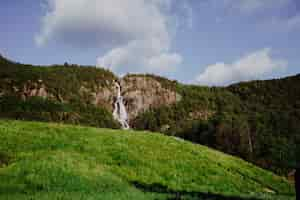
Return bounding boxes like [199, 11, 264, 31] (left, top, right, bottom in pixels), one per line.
[36, 0, 187, 75]
[96, 37, 182, 75]
[196, 48, 287, 86]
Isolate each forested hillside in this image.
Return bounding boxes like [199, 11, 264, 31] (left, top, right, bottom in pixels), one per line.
[0, 54, 299, 175]
[134, 75, 300, 175]
[0, 54, 119, 129]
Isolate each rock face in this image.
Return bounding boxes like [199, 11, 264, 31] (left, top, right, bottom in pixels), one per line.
[0, 75, 181, 124]
[80, 84, 116, 111]
[21, 80, 50, 100]
[1, 79, 54, 101]
[75, 75, 182, 122]
[121, 76, 181, 120]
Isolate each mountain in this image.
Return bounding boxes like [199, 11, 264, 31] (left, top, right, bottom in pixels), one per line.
[0, 120, 295, 200]
[0, 55, 299, 176]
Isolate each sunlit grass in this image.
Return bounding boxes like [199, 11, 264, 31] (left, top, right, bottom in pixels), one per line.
[0, 120, 295, 200]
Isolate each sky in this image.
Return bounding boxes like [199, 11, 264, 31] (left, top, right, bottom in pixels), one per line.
[1, 0, 300, 86]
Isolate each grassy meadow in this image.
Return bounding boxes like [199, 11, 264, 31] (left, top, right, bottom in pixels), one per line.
[0, 120, 295, 200]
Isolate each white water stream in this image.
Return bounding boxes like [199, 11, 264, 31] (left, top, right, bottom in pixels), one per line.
[113, 81, 130, 129]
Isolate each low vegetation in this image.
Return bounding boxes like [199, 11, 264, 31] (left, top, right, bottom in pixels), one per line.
[0, 95, 119, 129]
[0, 120, 295, 200]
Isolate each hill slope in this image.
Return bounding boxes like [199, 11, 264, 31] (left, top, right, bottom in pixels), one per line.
[0, 120, 295, 200]
[133, 75, 300, 175]
[0, 55, 299, 175]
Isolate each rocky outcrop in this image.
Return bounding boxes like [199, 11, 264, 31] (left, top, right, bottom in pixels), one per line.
[74, 75, 181, 121]
[79, 84, 115, 111]
[121, 76, 181, 120]
[73, 75, 181, 121]
[0, 79, 54, 100]
[92, 87, 114, 109]
[21, 80, 50, 100]
[1, 75, 181, 124]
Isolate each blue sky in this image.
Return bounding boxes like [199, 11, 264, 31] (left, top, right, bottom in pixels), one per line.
[1, 0, 300, 85]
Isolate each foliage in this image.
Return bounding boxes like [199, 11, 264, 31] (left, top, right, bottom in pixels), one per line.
[124, 73, 178, 90]
[0, 95, 119, 129]
[132, 76, 300, 175]
[0, 56, 117, 102]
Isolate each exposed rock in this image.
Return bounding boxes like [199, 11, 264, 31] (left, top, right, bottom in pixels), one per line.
[22, 81, 49, 99]
[92, 87, 115, 111]
[2, 76, 181, 124]
[77, 75, 181, 121]
[121, 76, 181, 120]
[38, 87, 48, 98]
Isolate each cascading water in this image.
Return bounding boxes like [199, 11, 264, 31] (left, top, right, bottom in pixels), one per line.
[113, 81, 130, 129]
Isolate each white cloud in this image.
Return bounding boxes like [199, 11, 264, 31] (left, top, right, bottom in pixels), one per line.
[96, 38, 182, 75]
[148, 52, 182, 72]
[36, 0, 189, 76]
[196, 48, 287, 86]
[36, 0, 170, 47]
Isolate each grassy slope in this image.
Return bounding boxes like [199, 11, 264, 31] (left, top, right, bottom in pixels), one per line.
[1, 55, 298, 175]
[0, 120, 295, 200]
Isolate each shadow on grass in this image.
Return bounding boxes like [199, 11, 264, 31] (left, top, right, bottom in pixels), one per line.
[132, 181, 263, 200]
[0, 152, 11, 167]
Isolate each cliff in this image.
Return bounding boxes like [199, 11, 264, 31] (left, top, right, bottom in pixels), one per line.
[121, 75, 181, 120]
[0, 56, 181, 123]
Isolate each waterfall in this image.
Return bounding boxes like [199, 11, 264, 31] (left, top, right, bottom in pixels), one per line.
[113, 81, 130, 129]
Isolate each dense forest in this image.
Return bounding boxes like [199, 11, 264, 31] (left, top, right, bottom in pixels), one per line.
[0, 54, 299, 175]
[134, 76, 300, 175]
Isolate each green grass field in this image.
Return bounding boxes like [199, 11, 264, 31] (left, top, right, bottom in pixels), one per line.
[0, 120, 295, 200]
